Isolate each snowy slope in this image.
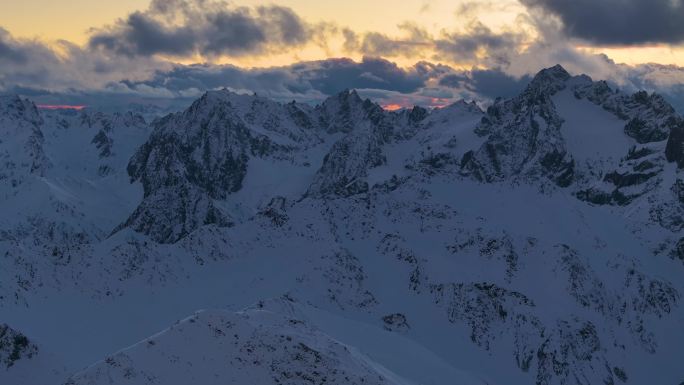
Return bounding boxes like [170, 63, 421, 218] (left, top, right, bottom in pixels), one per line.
[1, 65, 684, 385]
[64, 299, 486, 385]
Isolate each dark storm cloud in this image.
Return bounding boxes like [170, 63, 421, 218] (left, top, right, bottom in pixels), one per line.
[0, 27, 169, 95]
[303, 57, 427, 94]
[521, 0, 684, 45]
[468, 69, 532, 99]
[119, 56, 431, 99]
[89, 12, 196, 56]
[3, 56, 459, 111]
[88, 0, 313, 57]
[439, 69, 532, 99]
[438, 74, 468, 88]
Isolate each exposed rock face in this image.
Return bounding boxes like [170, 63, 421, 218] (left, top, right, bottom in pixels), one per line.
[115, 183, 232, 243]
[123, 89, 408, 239]
[86, 112, 147, 161]
[534, 318, 612, 385]
[128, 95, 260, 199]
[461, 65, 575, 186]
[306, 90, 396, 198]
[382, 313, 410, 332]
[575, 84, 679, 144]
[0, 95, 50, 182]
[317, 89, 376, 134]
[666, 123, 684, 168]
[122, 91, 320, 243]
[449, 64, 684, 219]
[431, 282, 536, 349]
[307, 128, 386, 197]
[0, 325, 37, 369]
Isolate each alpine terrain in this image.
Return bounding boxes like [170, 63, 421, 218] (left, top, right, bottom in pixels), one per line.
[1, 65, 683, 385]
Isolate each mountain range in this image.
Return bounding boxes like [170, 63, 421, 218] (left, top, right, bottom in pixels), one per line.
[1, 65, 683, 385]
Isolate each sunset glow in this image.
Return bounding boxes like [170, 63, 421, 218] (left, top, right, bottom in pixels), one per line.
[382, 104, 404, 111]
[37, 105, 87, 110]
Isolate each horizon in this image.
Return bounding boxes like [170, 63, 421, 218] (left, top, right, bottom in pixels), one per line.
[9, 64, 683, 116]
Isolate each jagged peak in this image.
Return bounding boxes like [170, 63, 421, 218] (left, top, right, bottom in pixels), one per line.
[321, 88, 364, 108]
[316, 89, 383, 133]
[182, 89, 285, 122]
[443, 99, 483, 114]
[0, 93, 35, 110]
[77, 109, 147, 129]
[524, 64, 572, 96]
[200, 89, 258, 104]
[0, 93, 24, 104]
[630, 89, 676, 112]
[0, 93, 42, 125]
[535, 64, 571, 82]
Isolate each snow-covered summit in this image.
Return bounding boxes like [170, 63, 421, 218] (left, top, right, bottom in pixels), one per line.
[64, 299, 431, 385]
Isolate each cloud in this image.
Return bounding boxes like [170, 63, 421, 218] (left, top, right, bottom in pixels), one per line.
[521, 0, 684, 45]
[468, 69, 532, 99]
[0, 28, 30, 64]
[440, 69, 532, 99]
[302, 57, 429, 94]
[0, 27, 167, 92]
[0, 24, 454, 108]
[338, 1, 533, 67]
[4, 54, 480, 112]
[88, 0, 316, 58]
[343, 21, 528, 66]
[115, 56, 435, 101]
[621, 63, 684, 112]
[342, 23, 433, 58]
[4, 34, 683, 114]
[80, 55, 562, 110]
[433, 22, 526, 65]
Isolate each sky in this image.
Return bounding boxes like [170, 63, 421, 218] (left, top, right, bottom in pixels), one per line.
[1, 0, 683, 111]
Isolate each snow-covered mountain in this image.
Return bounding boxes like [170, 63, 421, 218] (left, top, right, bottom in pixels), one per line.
[1, 65, 683, 385]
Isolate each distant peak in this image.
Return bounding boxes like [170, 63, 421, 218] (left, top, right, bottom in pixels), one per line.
[194, 89, 261, 109]
[533, 65, 571, 82]
[0, 93, 25, 106]
[0, 94, 41, 123]
[524, 64, 572, 95]
[543, 64, 570, 77]
[339, 89, 362, 101]
[321, 89, 365, 109]
[448, 99, 483, 113]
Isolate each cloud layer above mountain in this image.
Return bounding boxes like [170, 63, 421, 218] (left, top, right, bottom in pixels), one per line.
[0, 0, 683, 112]
[521, 0, 684, 45]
